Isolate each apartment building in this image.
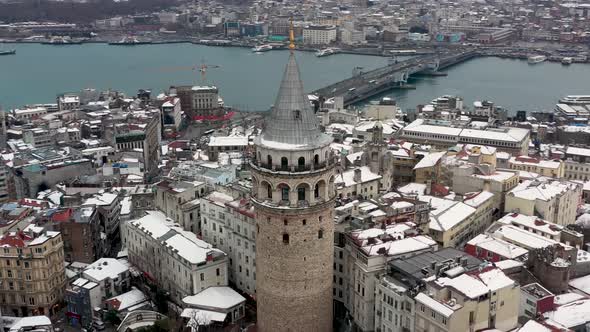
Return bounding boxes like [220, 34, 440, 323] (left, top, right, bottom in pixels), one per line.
[464, 234, 528, 262]
[57, 94, 80, 111]
[124, 211, 228, 304]
[504, 179, 581, 226]
[335, 166, 382, 200]
[302, 25, 337, 45]
[154, 180, 205, 233]
[344, 223, 438, 331]
[519, 283, 555, 319]
[375, 248, 483, 332]
[83, 191, 121, 249]
[109, 110, 161, 181]
[508, 155, 564, 178]
[22, 128, 52, 148]
[48, 206, 104, 263]
[160, 96, 182, 131]
[415, 267, 519, 332]
[564, 146, 590, 181]
[414, 152, 445, 184]
[201, 191, 256, 297]
[207, 136, 249, 161]
[0, 225, 66, 317]
[422, 191, 495, 248]
[451, 165, 519, 211]
[82, 258, 130, 299]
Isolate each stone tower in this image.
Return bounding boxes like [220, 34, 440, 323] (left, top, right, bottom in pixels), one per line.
[250, 51, 336, 330]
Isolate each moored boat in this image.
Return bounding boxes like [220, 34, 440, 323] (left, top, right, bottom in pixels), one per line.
[527, 55, 547, 64]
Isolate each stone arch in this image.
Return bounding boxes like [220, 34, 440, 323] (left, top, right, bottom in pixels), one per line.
[281, 157, 289, 170]
[296, 182, 311, 203]
[251, 176, 259, 197]
[328, 175, 336, 196]
[260, 180, 273, 200]
[314, 179, 327, 201]
[277, 183, 291, 202]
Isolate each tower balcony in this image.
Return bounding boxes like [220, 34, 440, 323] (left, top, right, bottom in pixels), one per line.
[249, 156, 337, 175]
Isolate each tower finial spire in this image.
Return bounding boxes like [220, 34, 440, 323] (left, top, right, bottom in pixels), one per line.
[289, 18, 295, 53]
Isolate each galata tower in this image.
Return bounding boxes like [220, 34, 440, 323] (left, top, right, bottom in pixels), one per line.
[250, 23, 336, 332]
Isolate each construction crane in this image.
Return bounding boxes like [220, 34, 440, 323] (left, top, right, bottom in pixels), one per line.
[156, 60, 220, 84]
[197, 62, 220, 84]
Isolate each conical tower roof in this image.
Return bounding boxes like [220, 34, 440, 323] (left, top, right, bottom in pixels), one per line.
[256, 53, 331, 150]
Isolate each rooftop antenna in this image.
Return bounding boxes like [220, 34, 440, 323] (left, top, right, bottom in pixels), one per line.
[289, 17, 295, 54]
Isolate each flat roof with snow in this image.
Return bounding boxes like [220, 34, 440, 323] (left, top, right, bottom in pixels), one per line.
[183, 286, 245, 310]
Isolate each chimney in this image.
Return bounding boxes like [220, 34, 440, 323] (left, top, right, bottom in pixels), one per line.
[353, 168, 362, 183]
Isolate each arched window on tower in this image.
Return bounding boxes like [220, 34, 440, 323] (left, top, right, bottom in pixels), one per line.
[298, 157, 305, 170]
[267, 184, 272, 199]
[280, 185, 290, 202]
[281, 157, 288, 170]
[314, 183, 320, 198]
[314, 154, 320, 167]
[267, 155, 272, 168]
[298, 186, 306, 201]
[283, 233, 289, 244]
[318, 229, 323, 239]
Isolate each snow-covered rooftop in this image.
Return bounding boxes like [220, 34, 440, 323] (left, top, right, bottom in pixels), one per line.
[414, 151, 446, 170]
[183, 286, 245, 310]
[435, 268, 514, 299]
[335, 166, 381, 188]
[508, 179, 578, 202]
[467, 234, 528, 259]
[544, 299, 590, 328]
[415, 293, 456, 317]
[83, 258, 129, 282]
[498, 213, 563, 237]
[569, 274, 590, 296]
[107, 287, 148, 311]
[208, 136, 248, 147]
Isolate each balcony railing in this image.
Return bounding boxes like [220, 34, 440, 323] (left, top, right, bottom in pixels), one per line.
[251, 157, 336, 173]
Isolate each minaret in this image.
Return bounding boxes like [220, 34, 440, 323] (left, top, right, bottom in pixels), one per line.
[250, 20, 336, 332]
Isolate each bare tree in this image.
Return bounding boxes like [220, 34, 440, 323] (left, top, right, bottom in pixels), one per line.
[186, 309, 212, 332]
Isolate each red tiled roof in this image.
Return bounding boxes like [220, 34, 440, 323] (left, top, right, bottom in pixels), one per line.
[0, 232, 33, 248]
[52, 209, 73, 223]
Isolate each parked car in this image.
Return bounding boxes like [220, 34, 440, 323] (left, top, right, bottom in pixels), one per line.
[92, 320, 105, 330]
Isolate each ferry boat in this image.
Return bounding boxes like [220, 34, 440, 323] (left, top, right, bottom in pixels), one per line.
[42, 36, 82, 45]
[559, 95, 590, 105]
[252, 44, 272, 53]
[561, 57, 573, 65]
[527, 55, 547, 64]
[0, 49, 15, 56]
[316, 48, 339, 57]
[109, 36, 152, 46]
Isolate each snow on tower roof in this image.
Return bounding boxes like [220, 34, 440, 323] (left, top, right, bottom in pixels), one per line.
[255, 53, 332, 150]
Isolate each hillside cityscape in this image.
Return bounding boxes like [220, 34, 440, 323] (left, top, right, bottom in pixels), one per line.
[2, 0, 590, 331]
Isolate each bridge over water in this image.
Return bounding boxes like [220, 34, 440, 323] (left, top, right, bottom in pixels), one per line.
[311, 48, 479, 106]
